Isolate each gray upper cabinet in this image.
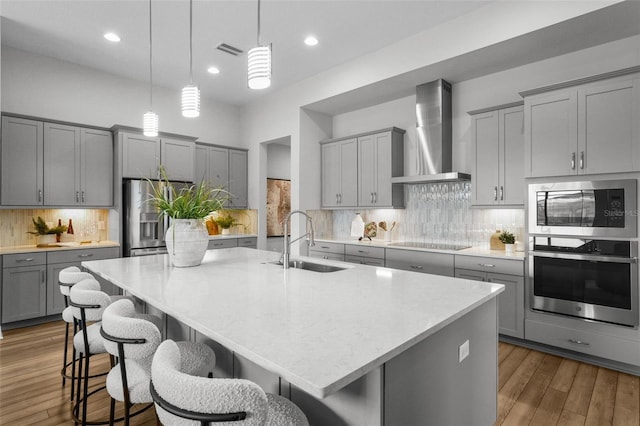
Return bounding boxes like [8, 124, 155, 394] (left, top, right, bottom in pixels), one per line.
[43, 123, 113, 206]
[470, 104, 524, 206]
[322, 128, 404, 209]
[1, 116, 44, 206]
[196, 143, 248, 208]
[321, 138, 358, 208]
[122, 132, 194, 181]
[358, 130, 404, 208]
[1, 117, 112, 207]
[523, 70, 640, 177]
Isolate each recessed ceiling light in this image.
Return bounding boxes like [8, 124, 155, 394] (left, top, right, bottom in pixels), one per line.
[304, 35, 318, 46]
[207, 66, 221, 75]
[104, 32, 121, 42]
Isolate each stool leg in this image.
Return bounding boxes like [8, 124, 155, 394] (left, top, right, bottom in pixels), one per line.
[74, 352, 83, 424]
[70, 319, 78, 401]
[62, 321, 69, 386]
[109, 397, 115, 426]
[82, 352, 90, 425]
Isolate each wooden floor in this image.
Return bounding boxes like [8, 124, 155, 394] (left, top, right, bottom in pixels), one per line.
[1, 322, 639, 425]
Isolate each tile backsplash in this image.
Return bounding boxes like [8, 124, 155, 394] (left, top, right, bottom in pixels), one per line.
[0, 209, 110, 247]
[309, 182, 525, 248]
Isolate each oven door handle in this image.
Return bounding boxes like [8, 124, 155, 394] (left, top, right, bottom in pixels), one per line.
[531, 251, 638, 264]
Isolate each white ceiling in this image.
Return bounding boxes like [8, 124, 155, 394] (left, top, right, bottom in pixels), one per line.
[0, 0, 492, 107]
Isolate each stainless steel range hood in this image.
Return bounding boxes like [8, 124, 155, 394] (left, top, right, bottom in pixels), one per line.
[391, 79, 470, 184]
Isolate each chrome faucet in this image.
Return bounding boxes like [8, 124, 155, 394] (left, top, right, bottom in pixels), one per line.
[282, 210, 315, 269]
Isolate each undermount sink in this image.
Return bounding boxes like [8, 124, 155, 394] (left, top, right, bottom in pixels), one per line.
[271, 260, 346, 273]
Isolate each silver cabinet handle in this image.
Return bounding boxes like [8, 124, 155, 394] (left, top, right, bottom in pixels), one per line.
[212, 242, 223, 247]
[410, 265, 423, 270]
[323, 255, 328, 259]
[339, 194, 342, 204]
[568, 338, 590, 346]
[478, 263, 495, 268]
[41, 270, 45, 283]
[357, 250, 369, 254]
[38, 189, 43, 202]
[78, 253, 93, 258]
[16, 258, 35, 262]
[579, 151, 584, 169]
[371, 192, 374, 203]
[493, 186, 497, 201]
[320, 246, 331, 249]
[500, 186, 504, 201]
[571, 152, 576, 170]
[373, 192, 377, 203]
[336, 194, 339, 204]
[76, 191, 80, 203]
[82, 191, 85, 203]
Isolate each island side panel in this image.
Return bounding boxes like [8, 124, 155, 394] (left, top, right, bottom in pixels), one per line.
[384, 298, 498, 426]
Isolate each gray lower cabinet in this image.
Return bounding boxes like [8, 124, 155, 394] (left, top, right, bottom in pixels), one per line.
[308, 242, 345, 261]
[237, 237, 257, 249]
[344, 244, 385, 266]
[385, 248, 454, 277]
[2, 253, 47, 323]
[454, 255, 524, 339]
[208, 237, 257, 250]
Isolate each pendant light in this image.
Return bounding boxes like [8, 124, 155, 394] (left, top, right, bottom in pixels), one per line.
[181, 0, 200, 117]
[247, 0, 271, 90]
[143, 0, 158, 137]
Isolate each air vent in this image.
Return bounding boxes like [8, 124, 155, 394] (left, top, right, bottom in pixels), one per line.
[216, 43, 243, 56]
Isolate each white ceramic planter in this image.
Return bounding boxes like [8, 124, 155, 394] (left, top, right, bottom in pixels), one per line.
[504, 243, 515, 254]
[165, 219, 209, 267]
[36, 234, 57, 247]
[221, 228, 231, 235]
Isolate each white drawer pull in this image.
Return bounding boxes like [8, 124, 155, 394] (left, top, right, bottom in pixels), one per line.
[78, 254, 94, 258]
[478, 263, 495, 268]
[568, 338, 590, 346]
[16, 258, 35, 262]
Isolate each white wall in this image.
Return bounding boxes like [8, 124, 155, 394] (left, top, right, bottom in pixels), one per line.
[1, 46, 242, 146]
[267, 143, 291, 180]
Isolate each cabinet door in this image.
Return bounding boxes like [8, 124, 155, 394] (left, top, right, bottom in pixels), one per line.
[487, 272, 524, 339]
[195, 145, 209, 184]
[580, 78, 640, 174]
[358, 134, 376, 207]
[47, 261, 77, 315]
[339, 139, 358, 206]
[500, 106, 524, 205]
[228, 150, 248, 208]
[454, 268, 485, 282]
[161, 138, 195, 182]
[81, 128, 113, 206]
[373, 132, 393, 206]
[2, 265, 47, 323]
[43, 123, 80, 205]
[471, 111, 499, 205]
[1, 116, 44, 206]
[209, 147, 229, 189]
[321, 143, 340, 208]
[122, 133, 160, 179]
[525, 90, 578, 177]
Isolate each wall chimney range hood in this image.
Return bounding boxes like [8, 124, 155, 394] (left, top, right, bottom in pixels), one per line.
[391, 79, 470, 184]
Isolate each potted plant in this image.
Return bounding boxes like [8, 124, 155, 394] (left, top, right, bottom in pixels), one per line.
[27, 216, 67, 247]
[214, 213, 238, 235]
[498, 231, 516, 253]
[147, 169, 230, 267]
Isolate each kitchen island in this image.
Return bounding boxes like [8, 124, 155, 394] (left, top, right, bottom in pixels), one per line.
[83, 247, 503, 425]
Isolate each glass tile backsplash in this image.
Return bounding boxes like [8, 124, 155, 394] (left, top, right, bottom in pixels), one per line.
[309, 182, 525, 248]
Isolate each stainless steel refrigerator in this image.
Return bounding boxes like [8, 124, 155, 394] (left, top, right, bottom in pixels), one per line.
[123, 179, 190, 257]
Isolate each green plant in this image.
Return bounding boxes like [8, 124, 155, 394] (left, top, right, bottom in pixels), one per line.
[146, 167, 230, 220]
[215, 213, 238, 229]
[27, 216, 67, 235]
[498, 231, 515, 244]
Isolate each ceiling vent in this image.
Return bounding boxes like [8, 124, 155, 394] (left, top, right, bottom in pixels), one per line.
[216, 43, 243, 56]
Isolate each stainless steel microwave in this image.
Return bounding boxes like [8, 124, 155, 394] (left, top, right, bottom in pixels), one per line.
[528, 179, 637, 238]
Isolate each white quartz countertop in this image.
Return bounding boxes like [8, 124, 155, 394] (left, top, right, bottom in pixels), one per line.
[0, 240, 120, 255]
[82, 247, 503, 399]
[208, 234, 257, 240]
[316, 238, 525, 260]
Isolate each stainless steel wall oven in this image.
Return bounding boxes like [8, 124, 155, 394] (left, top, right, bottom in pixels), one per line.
[528, 179, 639, 327]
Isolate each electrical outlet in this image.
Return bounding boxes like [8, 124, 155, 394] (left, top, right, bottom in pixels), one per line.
[458, 340, 470, 363]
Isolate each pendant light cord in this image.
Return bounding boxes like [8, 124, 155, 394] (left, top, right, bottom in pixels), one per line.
[189, 0, 194, 85]
[256, 0, 261, 45]
[148, 0, 153, 109]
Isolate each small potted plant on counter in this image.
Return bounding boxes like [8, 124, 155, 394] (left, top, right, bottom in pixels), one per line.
[28, 216, 67, 247]
[214, 212, 238, 235]
[498, 231, 516, 253]
[147, 168, 230, 267]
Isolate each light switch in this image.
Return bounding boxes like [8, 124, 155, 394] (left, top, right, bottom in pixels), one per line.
[459, 340, 470, 363]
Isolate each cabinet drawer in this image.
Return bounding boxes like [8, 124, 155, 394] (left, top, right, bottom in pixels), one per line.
[345, 255, 385, 267]
[454, 255, 523, 276]
[308, 251, 345, 262]
[385, 249, 454, 277]
[311, 242, 344, 255]
[345, 244, 385, 259]
[238, 237, 257, 248]
[525, 319, 640, 366]
[47, 247, 120, 264]
[3, 252, 47, 268]
[208, 239, 238, 250]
